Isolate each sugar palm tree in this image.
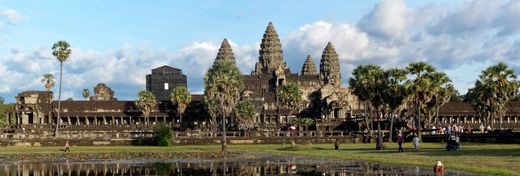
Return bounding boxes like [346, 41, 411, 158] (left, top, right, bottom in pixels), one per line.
[278, 82, 303, 124]
[426, 72, 454, 127]
[406, 61, 436, 141]
[41, 73, 55, 91]
[233, 100, 256, 131]
[136, 90, 157, 125]
[170, 86, 191, 125]
[204, 60, 243, 152]
[82, 89, 90, 100]
[349, 64, 386, 137]
[52, 41, 71, 137]
[383, 68, 409, 142]
[204, 96, 219, 134]
[468, 63, 519, 129]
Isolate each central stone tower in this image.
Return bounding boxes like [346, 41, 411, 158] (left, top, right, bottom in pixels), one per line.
[252, 22, 288, 75]
[320, 42, 341, 87]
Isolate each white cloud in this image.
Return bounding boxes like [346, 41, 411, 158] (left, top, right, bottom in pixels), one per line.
[358, 0, 409, 38]
[0, 41, 258, 101]
[0, 8, 21, 27]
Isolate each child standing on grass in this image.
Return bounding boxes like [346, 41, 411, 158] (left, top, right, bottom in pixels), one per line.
[64, 141, 70, 152]
[397, 133, 404, 152]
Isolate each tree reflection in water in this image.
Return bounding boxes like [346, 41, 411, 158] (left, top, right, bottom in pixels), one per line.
[0, 159, 474, 176]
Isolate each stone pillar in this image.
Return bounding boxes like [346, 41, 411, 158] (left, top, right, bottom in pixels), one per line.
[112, 116, 115, 125]
[67, 116, 71, 125]
[103, 116, 106, 125]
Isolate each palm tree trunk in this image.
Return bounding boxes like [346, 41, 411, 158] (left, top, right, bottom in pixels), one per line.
[389, 112, 395, 143]
[54, 61, 63, 137]
[435, 107, 440, 125]
[179, 112, 183, 125]
[178, 112, 182, 126]
[222, 115, 227, 152]
[370, 105, 375, 137]
[499, 115, 503, 130]
[417, 102, 422, 141]
[377, 107, 381, 137]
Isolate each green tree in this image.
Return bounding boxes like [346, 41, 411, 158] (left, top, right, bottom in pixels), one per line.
[203, 60, 243, 152]
[426, 72, 454, 127]
[382, 68, 409, 142]
[292, 117, 315, 131]
[204, 97, 219, 133]
[82, 88, 90, 100]
[278, 82, 303, 124]
[349, 64, 386, 137]
[468, 63, 519, 129]
[154, 123, 172, 146]
[52, 41, 71, 137]
[233, 100, 256, 131]
[170, 86, 192, 124]
[406, 61, 436, 141]
[136, 90, 157, 125]
[41, 73, 55, 91]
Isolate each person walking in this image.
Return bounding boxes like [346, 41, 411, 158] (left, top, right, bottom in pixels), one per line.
[412, 133, 420, 151]
[334, 138, 340, 150]
[397, 133, 404, 152]
[64, 141, 70, 152]
[376, 134, 384, 150]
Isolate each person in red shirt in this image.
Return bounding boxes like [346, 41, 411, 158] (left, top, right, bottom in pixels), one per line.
[434, 161, 444, 175]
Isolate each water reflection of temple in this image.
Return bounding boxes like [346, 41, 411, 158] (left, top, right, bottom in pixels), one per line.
[0, 160, 451, 176]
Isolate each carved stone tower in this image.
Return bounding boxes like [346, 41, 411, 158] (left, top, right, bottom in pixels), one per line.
[214, 38, 236, 65]
[253, 22, 286, 75]
[320, 42, 341, 87]
[301, 55, 317, 76]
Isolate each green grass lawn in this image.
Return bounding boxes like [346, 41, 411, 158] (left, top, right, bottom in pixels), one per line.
[1, 142, 518, 175]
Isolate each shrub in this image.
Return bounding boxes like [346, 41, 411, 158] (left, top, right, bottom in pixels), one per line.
[154, 124, 172, 146]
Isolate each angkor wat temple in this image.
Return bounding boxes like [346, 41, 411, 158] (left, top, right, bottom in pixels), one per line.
[4, 22, 520, 134]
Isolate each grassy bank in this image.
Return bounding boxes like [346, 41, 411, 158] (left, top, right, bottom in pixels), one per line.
[0, 143, 518, 175]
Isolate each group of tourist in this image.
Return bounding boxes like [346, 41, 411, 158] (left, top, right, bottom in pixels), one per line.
[396, 130, 421, 152]
[429, 123, 493, 135]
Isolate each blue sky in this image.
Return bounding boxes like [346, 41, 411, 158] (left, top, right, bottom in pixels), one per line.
[1, 0, 519, 102]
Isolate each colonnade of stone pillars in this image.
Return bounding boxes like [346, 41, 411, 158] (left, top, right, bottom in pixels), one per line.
[54, 115, 172, 126]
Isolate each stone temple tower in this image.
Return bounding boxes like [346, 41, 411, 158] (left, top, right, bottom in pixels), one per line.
[301, 55, 317, 76]
[214, 38, 236, 65]
[320, 42, 341, 87]
[252, 22, 287, 75]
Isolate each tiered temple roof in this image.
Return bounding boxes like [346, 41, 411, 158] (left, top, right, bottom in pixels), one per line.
[301, 55, 318, 76]
[253, 22, 286, 75]
[320, 42, 341, 87]
[214, 38, 236, 65]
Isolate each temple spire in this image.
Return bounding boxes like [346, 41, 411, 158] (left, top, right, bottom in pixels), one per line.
[320, 42, 341, 87]
[253, 22, 285, 74]
[214, 38, 236, 65]
[301, 55, 317, 76]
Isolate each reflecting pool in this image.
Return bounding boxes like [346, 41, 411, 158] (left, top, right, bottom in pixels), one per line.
[0, 158, 474, 176]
